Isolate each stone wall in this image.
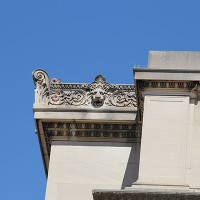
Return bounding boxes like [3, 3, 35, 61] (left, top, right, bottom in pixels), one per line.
[45, 141, 140, 200]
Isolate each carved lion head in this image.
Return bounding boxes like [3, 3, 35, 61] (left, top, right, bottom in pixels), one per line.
[90, 88, 106, 107]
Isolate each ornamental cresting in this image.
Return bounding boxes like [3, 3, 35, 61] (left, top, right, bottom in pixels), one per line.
[33, 69, 137, 108]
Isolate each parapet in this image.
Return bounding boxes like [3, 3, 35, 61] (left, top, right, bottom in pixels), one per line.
[148, 51, 200, 69]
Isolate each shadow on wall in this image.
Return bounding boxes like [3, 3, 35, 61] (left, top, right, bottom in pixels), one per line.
[51, 141, 140, 189]
[121, 144, 140, 189]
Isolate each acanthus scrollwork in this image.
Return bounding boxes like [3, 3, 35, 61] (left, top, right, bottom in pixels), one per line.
[32, 69, 50, 105]
[190, 83, 200, 100]
[49, 89, 89, 106]
[33, 70, 137, 108]
[48, 74, 137, 108]
[106, 91, 136, 107]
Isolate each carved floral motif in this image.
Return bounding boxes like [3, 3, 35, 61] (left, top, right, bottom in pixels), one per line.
[190, 83, 200, 100]
[32, 69, 50, 105]
[33, 70, 137, 108]
[107, 91, 136, 107]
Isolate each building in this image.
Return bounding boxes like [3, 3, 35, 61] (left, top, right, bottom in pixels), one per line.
[32, 51, 200, 200]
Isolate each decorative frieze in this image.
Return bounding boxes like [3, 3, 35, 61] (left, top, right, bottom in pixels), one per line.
[43, 122, 141, 139]
[136, 80, 199, 120]
[33, 69, 137, 108]
[42, 122, 142, 155]
[139, 80, 197, 89]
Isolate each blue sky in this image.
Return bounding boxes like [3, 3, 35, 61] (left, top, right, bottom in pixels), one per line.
[1, 0, 200, 199]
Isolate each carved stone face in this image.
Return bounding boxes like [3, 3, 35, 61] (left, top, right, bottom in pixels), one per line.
[91, 88, 106, 107]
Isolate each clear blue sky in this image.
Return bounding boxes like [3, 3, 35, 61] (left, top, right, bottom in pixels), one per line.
[1, 0, 200, 199]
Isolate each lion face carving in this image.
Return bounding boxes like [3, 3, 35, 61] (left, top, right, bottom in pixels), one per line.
[90, 88, 106, 107]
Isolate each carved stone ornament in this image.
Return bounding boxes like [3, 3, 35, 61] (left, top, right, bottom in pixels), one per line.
[32, 69, 50, 106]
[42, 122, 142, 156]
[139, 80, 197, 89]
[136, 80, 199, 120]
[190, 83, 200, 100]
[33, 69, 137, 108]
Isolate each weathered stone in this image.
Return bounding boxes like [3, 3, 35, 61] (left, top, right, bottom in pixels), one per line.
[93, 190, 200, 200]
[148, 51, 200, 69]
[32, 51, 200, 200]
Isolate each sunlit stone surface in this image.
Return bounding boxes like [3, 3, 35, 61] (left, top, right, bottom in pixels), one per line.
[33, 51, 200, 200]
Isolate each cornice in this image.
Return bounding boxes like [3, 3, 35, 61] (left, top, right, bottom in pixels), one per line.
[33, 69, 140, 175]
[36, 120, 142, 175]
[43, 122, 142, 154]
[134, 68, 200, 73]
[138, 80, 197, 90]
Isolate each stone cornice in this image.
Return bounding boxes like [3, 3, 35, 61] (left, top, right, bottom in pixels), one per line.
[138, 80, 197, 90]
[42, 121, 142, 155]
[134, 68, 200, 73]
[36, 119, 142, 175]
[43, 122, 141, 141]
[133, 67, 200, 81]
[33, 69, 140, 176]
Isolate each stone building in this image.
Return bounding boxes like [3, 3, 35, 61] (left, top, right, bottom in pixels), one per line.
[32, 51, 200, 200]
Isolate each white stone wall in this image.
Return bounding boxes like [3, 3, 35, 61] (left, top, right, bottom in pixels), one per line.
[138, 96, 190, 186]
[45, 141, 140, 200]
[189, 101, 200, 188]
[148, 51, 200, 69]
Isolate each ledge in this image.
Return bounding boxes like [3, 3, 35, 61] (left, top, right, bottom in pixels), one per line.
[133, 68, 200, 81]
[92, 189, 200, 200]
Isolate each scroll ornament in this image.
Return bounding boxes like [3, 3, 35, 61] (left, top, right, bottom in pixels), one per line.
[49, 75, 136, 108]
[190, 83, 200, 100]
[32, 69, 50, 106]
[33, 70, 137, 108]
